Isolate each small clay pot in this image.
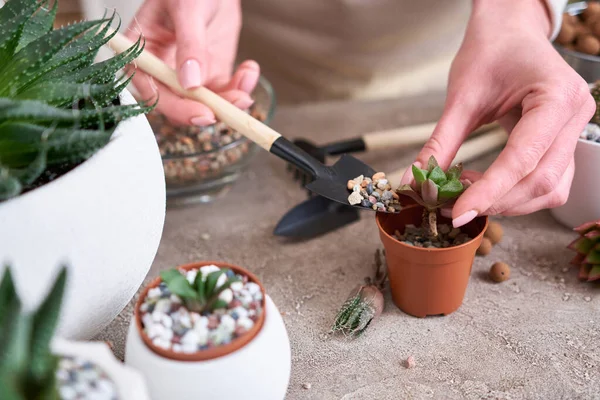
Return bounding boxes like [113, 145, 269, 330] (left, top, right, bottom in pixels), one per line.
[376, 205, 488, 318]
[134, 261, 266, 362]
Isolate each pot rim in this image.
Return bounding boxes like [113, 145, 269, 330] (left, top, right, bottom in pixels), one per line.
[134, 261, 267, 362]
[375, 204, 488, 252]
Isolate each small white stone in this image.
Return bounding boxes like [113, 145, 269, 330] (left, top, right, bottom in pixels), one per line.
[233, 306, 249, 319]
[186, 269, 198, 284]
[170, 294, 182, 303]
[352, 175, 364, 183]
[173, 308, 192, 328]
[96, 379, 116, 396]
[246, 282, 261, 295]
[584, 296, 592, 302]
[237, 317, 254, 330]
[59, 386, 77, 400]
[56, 368, 69, 381]
[161, 314, 173, 329]
[152, 337, 171, 350]
[151, 310, 164, 322]
[348, 191, 362, 205]
[181, 330, 199, 345]
[218, 288, 233, 304]
[147, 287, 162, 299]
[142, 313, 153, 327]
[140, 303, 149, 312]
[230, 281, 244, 292]
[194, 326, 209, 346]
[154, 299, 171, 313]
[162, 328, 174, 341]
[302, 383, 312, 390]
[201, 233, 211, 240]
[220, 314, 236, 333]
[173, 344, 182, 352]
[191, 312, 201, 324]
[195, 315, 209, 328]
[181, 343, 198, 354]
[200, 265, 220, 277]
[215, 273, 227, 289]
[146, 323, 166, 339]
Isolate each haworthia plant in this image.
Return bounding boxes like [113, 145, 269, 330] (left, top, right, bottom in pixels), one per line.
[0, 0, 154, 201]
[396, 156, 466, 238]
[160, 268, 241, 314]
[0, 265, 68, 400]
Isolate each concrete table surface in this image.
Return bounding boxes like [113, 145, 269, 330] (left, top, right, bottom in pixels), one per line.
[96, 92, 600, 399]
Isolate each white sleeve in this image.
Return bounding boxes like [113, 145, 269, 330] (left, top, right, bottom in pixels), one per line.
[543, 0, 569, 40]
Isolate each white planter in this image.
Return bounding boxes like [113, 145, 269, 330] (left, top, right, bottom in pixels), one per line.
[0, 89, 166, 339]
[551, 137, 600, 229]
[52, 338, 151, 400]
[124, 295, 291, 400]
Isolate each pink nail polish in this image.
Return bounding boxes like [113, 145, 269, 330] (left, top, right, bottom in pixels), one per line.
[233, 96, 255, 110]
[190, 116, 216, 126]
[180, 59, 202, 90]
[239, 69, 260, 93]
[452, 210, 478, 228]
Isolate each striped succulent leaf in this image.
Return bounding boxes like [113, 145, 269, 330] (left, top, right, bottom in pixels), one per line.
[0, 0, 154, 201]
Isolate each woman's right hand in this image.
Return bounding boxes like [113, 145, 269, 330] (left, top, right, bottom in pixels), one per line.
[126, 0, 260, 126]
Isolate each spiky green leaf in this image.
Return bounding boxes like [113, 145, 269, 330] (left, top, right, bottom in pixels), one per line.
[411, 165, 428, 185]
[0, 0, 41, 65]
[17, 0, 57, 51]
[588, 265, 600, 281]
[0, 168, 22, 201]
[0, 267, 18, 330]
[427, 155, 438, 172]
[204, 270, 226, 298]
[446, 163, 463, 181]
[160, 269, 197, 300]
[211, 300, 228, 310]
[193, 270, 206, 304]
[428, 166, 447, 186]
[438, 179, 464, 200]
[29, 267, 67, 381]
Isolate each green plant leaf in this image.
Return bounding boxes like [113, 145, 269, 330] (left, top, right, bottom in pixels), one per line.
[411, 165, 428, 185]
[29, 266, 67, 381]
[0, 0, 41, 66]
[204, 270, 226, 298]
[211, 300, 228, 310]
[0, 267, 19, 330]
[395, 184, 427, 207]
[438, 179, 464, 200]
[0, 168, 22, 201]
[446, 163, 463, 181]
[160, 269, 197, 299]
[427, 155, 438, 172]
[421, 179, 438, 206]
[428, 166, 447, 186]
[17, 0, 57, 51]
[193, 270, 206, 304]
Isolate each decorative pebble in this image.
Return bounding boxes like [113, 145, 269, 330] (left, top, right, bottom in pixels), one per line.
[393, 224, 471, 248]
[484, 221, 503, 245]
[361, 199, 371, 207]
[583, 123, 600, 142]
[584, 296, 592, 302]
[489, 262, 510, 282]
[477, 237, 493, 256]
[140, 266, 264, 355]
[366, 183, 374, 194]
[347, 180, 356, 190]
[372, 172, 386, 180]
[348, 191, 363, 205]
[56, 357, 119, 400]
[147, 287, 162, 299]
[303, 383, 312, 390]
[405, 355, 416, 369]
[381, 190, 393, 202]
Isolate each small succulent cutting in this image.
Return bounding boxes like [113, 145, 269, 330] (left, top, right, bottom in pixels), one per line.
[331, 250, 387, 338]
[0, 0, 153, 201]
[160, 268, 241, 314]
[568, 219, 600, 281]
[396, 156, 466, 238]
[0, 265, 67, 400]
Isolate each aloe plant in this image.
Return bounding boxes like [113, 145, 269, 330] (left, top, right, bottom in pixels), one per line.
[0, 0, 154, 201]
[160, 268, 241, 314]
[0, 265, 67, 400]
[396, 156, 466, 238]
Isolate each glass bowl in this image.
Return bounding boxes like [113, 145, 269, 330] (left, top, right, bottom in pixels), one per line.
[149, 76, 276, 206]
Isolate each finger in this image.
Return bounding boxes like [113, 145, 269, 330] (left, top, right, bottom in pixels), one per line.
[451, 83, 592, 227]
[132, 72, 216, 126]
[220, 60, 261, 94]
[169, 0, 211, 89]
[482, 114, 582, 215]
[217, 90, 255, 110]
[501, 158, 575, 216]
[400, 93, 483, 185]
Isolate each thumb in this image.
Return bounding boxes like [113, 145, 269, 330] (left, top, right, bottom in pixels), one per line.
[171, 0, 213, 89]
[399, 98, 480, 186]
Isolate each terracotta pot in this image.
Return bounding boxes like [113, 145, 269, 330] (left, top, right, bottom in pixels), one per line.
[134, 261, 266, 362]
[376, 205, 488, 318]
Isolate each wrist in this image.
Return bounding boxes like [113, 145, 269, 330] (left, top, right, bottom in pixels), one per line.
[471, 0, 552, 38]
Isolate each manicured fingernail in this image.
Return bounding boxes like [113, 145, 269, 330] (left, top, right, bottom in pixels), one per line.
[239, 69, 260, 93]
[191, 115, 216, 126]
[452, 210, 477, 228]
[400, 161, 421, 185]
[180, 59, 202, 90]
[233, 96, 254, 110]
[441, 208, 453, 218]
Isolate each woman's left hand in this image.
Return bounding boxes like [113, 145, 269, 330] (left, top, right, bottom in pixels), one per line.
[401, 0, 596, 228]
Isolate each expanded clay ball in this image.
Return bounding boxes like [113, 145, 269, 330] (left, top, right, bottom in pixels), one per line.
[489, 262, 510, 283]
[592, 20, 600, 38]
[582, 2, 600, 21]
[557, 23, 576, 45]
[477, 237, 493, 256]
[563, 12, 578, 25]
[576, 34, 600, 55]
[484, 221, 503, 245]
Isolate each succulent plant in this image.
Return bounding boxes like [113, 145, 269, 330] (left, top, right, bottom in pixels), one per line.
[396, 156, 466, 238]
[0, 0, 153, 201]
[591, 80, 600, 125]
[568, 220, 600, 281]
[160, 268, 241, 314]
[331, 250, 387, 338]
[0, 265, 67, 400]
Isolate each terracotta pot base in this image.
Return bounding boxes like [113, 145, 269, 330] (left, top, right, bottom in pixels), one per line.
[376, 206, 488, 318]
[134, 261, 266, 362]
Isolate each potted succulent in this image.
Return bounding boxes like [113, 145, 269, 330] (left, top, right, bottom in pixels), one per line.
[376, 156, 488, 317]
[124, 262, 291, 400]
[567, 219, 600, 281]
[0, 0, 166, 339]
[0, 265, 150, 399]
[551, 81, 600, 229]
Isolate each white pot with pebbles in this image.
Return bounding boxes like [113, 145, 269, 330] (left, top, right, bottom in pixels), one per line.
[124, 262, 291, 400]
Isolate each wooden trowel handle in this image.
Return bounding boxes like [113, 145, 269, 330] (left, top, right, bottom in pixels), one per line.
[386, 127, 509, 186]
[107, 31, 282, 152]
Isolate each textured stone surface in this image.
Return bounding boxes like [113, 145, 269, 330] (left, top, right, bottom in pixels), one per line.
[96, 92, 600, 399]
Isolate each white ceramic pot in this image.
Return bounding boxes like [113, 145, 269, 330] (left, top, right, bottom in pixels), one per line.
[0, 89, 166, 340]
[551, 137, 600, 229]
[52, 338, 151, 400]
[124, 295, 291, 400]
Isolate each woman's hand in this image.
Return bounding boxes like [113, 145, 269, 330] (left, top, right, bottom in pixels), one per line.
[401, 0, 595, 227]
[126, 0, 260, 126]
